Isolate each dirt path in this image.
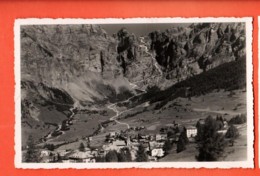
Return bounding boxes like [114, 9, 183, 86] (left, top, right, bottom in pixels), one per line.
[107, 104, 130, 129]
[44, 106, 77, 142]
[107, 79, 148, 129]
[139, 39, 163, 76]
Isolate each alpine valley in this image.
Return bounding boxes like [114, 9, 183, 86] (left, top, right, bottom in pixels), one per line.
[20, 22, 248, 163]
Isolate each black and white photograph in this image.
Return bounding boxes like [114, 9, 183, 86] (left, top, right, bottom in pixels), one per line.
[15, 18, 253, 168]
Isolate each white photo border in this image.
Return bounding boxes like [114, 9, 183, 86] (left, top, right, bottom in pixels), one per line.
[14, 17, 254, 169]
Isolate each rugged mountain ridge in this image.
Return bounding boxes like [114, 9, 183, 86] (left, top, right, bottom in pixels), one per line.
[20, 22, 246, 144]
[21, 25, 160, 106]
[21, 23, 246, 105]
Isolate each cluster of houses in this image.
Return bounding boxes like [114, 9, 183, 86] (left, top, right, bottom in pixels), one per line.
[38, 118, 229, 163]
[100, 121, 200, 162]
[39, 147, 97, 163]
[102, 131, 166, 161]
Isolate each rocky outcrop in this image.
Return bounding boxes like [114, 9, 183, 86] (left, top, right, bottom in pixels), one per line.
[21, 25, 134, 107]
[148, 22, 246, 81]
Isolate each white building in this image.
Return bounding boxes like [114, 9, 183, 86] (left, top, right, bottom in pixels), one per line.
[40, 150, 51, 157]
[155, 134, 167, 141]
[186, 126, 197, 138]
[151, 148, 164, 157]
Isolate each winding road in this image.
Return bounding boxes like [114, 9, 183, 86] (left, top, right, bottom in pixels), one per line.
[44, 106, 77, 142]
[107, 104, 130, 129]
[107, 79, 148, 129]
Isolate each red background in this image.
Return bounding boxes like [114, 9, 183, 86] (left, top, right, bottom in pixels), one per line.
[0, 0, 259, 175]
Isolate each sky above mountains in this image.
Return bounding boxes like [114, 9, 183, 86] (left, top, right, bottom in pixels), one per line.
[100, 23, 190, 37]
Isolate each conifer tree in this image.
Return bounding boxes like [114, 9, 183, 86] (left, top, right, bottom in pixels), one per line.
[105, 150, 118, 162]
[25, 135, 40, 163]
[196, 116, 227, 161]
[79, 142, 86, 152]
[136, 144, 148, 162]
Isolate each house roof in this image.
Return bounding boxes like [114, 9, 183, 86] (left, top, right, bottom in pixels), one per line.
[113, 140, 126, 146]
[187, 126, 197, 130]
[68, 150, 93, 159]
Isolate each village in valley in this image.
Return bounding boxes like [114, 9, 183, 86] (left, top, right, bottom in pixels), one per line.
[37, 112, 244, 163]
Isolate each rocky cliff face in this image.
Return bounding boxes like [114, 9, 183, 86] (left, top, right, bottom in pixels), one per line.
[21, 25, 121, 104]
[20, 22, 246, 127]
[149, 23, 246, 81]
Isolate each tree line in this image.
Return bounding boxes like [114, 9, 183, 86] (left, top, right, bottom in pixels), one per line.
[196, 115, 240, 161]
